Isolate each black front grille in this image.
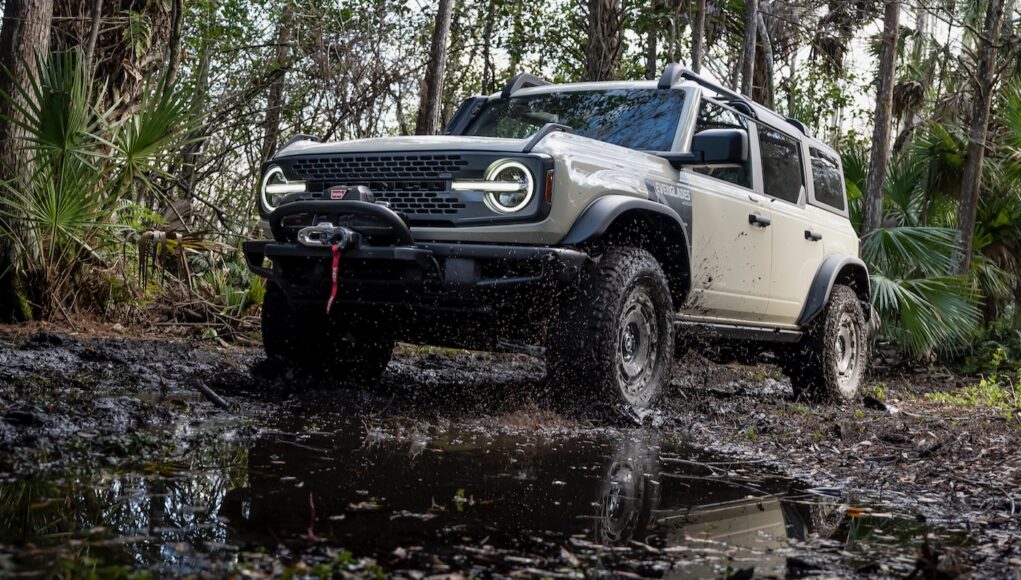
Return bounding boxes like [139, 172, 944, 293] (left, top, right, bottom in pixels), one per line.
[368, 181, 466, 216]
[289, 154, 469, 181]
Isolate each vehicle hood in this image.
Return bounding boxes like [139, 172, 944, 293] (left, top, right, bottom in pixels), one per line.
[274, 135, 529, 158]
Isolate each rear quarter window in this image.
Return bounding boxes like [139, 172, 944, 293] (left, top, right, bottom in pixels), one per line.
[809, 147, 846, 211]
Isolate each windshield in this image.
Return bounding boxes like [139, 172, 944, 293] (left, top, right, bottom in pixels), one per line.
[464, 89, 685, 151]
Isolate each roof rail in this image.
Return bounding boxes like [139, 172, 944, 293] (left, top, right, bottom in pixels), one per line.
[500, 73, 550, 99]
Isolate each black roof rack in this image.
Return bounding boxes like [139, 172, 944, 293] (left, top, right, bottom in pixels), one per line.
[785, 117, 808, 135]
[500, 73, 550, 99]
[279, 133, 320, 148]
[657, 63, 686, 89]
[658, 64, 745, 99]
[659, 64, 809, 135]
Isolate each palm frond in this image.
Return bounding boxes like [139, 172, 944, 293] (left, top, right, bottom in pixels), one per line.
[861, 226, 959, 277]
[883, 153, 925, 226]
[870, 273, 981, 356]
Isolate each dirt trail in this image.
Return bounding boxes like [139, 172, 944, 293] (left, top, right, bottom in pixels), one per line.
[0, 327, 1018, 577]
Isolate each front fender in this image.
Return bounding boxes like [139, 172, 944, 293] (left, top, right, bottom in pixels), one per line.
[560, 195, 690, 250]
[797, 255, 871, 327]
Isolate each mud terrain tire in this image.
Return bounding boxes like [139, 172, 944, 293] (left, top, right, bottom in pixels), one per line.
[783, 284, 867, 402]
[262, 282, 394, 383]
[547, 247, 675, 411]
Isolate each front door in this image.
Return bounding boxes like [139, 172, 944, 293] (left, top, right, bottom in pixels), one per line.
[681, 175, 773, 323]
[679, 98, 772, 324]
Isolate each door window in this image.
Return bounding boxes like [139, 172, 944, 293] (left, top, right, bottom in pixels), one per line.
[757, 126, 804, 204]
[809, 147, 846, 211]
[692, 100, 752, 189]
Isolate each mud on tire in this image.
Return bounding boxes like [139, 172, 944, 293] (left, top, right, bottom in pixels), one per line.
[782, 284, 867, 402]
[546, 247, 675, 411]
[261, 281, 394, 383]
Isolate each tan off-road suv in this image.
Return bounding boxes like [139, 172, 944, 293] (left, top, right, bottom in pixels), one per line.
[243, 64, 872, 412]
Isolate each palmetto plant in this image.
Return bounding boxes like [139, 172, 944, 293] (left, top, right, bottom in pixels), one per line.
[862, 226, 980, 356]
[0, 50, 196, 317]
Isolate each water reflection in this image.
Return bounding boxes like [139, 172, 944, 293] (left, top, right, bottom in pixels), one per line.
[0, 423, 939, 576]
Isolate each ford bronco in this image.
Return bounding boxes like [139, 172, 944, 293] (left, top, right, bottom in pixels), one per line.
[243, 64, 872, 411]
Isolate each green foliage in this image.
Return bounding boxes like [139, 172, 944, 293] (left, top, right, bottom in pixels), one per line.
[862, 227, 981, 357]
[0, 49, 198, 317]
[961, 317, 1021, 374]
[925, 373, 1021, 419]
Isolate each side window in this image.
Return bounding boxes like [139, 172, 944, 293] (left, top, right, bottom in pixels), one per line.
[757, 126, 804, 204]
[692, 100, 752, 189]
[809, 147, 846, 211]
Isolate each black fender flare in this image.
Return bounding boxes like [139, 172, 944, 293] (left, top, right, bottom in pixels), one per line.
[797, 254, 871, 327]
[560, 195, 690, 252]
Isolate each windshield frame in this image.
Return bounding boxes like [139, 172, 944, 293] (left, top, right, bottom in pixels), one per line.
[465, 85, 695, 153]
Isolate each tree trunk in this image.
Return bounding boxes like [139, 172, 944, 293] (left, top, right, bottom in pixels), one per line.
[0, 0, 53, 176]
[645, 1, 658, 80]
[583, 0, 624, 81]
[739, 0, 757, 96]
[85, 0, 102, 74]
[261, 8, 292, 164]
[415, 0, 454, 135]
[178, 0, 217, 198]
[754, 12, 774, 107]
[163, 0, 185, 95]
[0, 0, 53, 322]
[955, 0, 1005, 274]
[862, 0, 900, 238]
[480, 0, 497, 94]
[691, 0, 706, 73]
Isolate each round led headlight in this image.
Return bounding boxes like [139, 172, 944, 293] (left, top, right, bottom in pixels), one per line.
[260, 166, 305, 212]
[483, 160, 534, 214]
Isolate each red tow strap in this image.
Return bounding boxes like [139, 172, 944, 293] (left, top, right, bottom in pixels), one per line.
[326, 243, 341, 314]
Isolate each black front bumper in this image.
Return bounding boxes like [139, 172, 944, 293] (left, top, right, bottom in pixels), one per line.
[242, 201, 588, 313]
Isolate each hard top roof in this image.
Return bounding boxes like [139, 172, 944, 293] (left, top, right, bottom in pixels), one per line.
[493, 66, 839, 158]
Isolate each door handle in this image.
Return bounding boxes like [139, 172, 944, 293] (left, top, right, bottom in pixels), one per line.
[748, 214, 771, 227]
[804, 230, 823, 241]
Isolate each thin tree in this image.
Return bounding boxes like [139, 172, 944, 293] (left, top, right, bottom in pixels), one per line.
[163, 0, 185, 96]
[955, 0, 1006, 274]
[0, 0, 53, 322]
[691, 0, 706, 73]
[261, 5, 293, 163]
[415, 0, 454, 135]
[754, 12, 774, 107]
[862, 0, 900, 237]
[84, 0, 102, 74]
[739, 0, 758, 95]
[645, 0, 660, 80]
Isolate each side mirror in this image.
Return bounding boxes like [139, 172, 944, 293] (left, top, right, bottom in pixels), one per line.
[656, 128, 748, 169]
[691, 128, 748, 166]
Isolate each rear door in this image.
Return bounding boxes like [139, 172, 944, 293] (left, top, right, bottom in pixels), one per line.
[758, 126, 824, 326]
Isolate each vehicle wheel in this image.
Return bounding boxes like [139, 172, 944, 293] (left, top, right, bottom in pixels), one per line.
[783, 284, 867, 402]
[261, 281, 394, 383]
[547, 247, 675, 411]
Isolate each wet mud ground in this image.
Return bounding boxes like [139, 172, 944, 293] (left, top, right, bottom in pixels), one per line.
[0, 326, 1019, 578]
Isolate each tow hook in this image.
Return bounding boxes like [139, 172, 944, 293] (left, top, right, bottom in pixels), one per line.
[297, 222, 360, 250]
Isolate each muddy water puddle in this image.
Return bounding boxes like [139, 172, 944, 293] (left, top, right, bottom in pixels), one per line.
[0, 415, 963, 578]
